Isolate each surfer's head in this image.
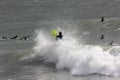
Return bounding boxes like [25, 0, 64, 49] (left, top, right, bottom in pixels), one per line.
[59, 32, 62, 35]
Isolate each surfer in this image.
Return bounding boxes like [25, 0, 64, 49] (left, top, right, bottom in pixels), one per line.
[108, 41, 113, 45]
[101, 17, 104, 22]
[51, 29, 63, 40]
[10, 35, 18, 39]
[56, 32, 63, 40]
[2, 36, 7, 40]
[100, 34, 104, 39]
[20, 35, 30, 40]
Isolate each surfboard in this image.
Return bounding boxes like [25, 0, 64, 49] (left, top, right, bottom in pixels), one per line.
[51, 29, 58, 38]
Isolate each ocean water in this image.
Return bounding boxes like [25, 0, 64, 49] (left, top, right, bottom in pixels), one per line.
[0, 0, 120, 80]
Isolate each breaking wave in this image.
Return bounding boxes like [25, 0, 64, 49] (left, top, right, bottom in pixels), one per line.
[33, 27, 120, 76]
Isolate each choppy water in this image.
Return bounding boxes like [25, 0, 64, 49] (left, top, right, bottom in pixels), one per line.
[0, 0, 120, 80]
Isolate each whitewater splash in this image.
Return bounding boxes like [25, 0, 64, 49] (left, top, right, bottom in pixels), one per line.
[33, 28, 120, 76]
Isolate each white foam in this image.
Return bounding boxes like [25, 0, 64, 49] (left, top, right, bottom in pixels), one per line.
[33, 29, 120, 76]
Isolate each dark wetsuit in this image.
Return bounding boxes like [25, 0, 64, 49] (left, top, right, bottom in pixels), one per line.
[56, 35, 63, 39]
[10, 35, 18, 39]
[56, 32, 63, 40]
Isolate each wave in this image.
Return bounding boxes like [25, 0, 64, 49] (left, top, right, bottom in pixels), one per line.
[32, 27, 120, 76]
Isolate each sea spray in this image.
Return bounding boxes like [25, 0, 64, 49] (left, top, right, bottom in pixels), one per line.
[33, 28, 120, 76]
